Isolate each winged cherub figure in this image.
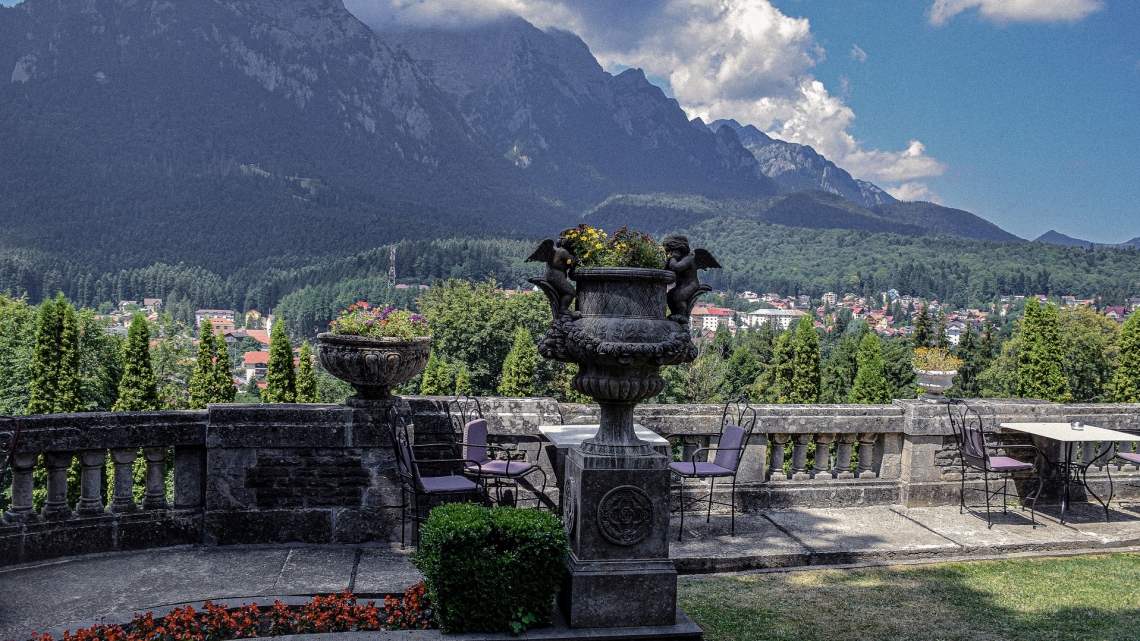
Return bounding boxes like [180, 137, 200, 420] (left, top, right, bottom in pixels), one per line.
[664, 234, 721, 324]
[526, 230, 579, 316]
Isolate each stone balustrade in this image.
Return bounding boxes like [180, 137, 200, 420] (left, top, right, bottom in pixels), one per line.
[2, 397, 1139, 566]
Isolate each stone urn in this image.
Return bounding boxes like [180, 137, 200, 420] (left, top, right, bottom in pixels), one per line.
[562, 267, 696, 455]
[914, 368, 957, 403]
[316, 333, 431, 403]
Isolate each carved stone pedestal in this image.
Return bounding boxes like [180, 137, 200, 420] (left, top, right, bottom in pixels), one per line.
[559, 447, 676, 629]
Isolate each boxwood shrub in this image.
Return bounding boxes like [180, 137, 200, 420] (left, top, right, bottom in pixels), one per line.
[412, 503, 570, 633]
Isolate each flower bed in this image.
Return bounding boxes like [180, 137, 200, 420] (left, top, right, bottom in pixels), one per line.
[562, 224, 666, 269]
[327, 302, 429, 340]
[16, 587, 433, 641]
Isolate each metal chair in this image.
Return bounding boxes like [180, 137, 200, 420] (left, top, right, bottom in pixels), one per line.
[669, 397, 757, 539]
[445, 395, 550, 509]
[387, 406, 484, 547]
[947, 400, 1047, 528]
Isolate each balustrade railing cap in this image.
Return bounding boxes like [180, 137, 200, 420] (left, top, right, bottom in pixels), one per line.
[571, 267, 675, 283]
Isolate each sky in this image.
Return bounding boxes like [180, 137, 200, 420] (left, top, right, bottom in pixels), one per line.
[5, 0, 1137, 242]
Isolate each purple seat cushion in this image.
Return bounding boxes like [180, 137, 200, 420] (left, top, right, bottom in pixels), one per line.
[463, 419, 489, 463]
[1117, 451, 1140, 465]
[419, 475, 478, 493]
[669, 461, 735, 477]
[713, 425, 746, 471]
[466, 460, 533, 476]
[987, 455, 1034, 472]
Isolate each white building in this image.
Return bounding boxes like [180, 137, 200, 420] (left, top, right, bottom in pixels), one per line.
[745, 308, 806, 330]
[821, 292, 838, 306]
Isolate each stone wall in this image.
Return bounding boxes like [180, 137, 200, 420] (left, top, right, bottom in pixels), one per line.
[2, 397, 1139, 565]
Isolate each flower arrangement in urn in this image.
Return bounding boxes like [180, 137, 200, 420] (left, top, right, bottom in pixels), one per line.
[561, 224, 666, 269]
[913, 347, 962, 403]
[317, 302, 431, 404]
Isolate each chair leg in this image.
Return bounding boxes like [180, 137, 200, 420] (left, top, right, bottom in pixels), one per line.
[959, 464, 967, 515]
[730, 477, 737, 537]
[983, 471, 993, 528]
[706, 478, 715, 524]
[677, 475, 685, 541]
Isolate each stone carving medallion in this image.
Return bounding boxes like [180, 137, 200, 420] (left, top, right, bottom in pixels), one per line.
[563, 476, 577, 535]
[596, 485, 653, 546]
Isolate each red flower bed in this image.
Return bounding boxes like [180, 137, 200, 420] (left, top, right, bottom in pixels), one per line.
[15, 585, 432, 641]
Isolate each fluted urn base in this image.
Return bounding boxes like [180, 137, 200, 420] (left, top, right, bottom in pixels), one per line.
[573, 363, 663, 456]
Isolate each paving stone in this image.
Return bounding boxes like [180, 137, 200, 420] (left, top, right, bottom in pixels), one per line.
[272, 547, 357, 594]
[762, 506, 960, 560]
[350, 547, 421, 596]
[670, 512, 809, 573]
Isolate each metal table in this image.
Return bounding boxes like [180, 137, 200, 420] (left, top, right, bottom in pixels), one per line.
[1000, 422, 1140, 523]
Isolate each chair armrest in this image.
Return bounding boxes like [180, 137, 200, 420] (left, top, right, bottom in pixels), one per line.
[425, 457, 485, 473]
[456, 441, 522, 460]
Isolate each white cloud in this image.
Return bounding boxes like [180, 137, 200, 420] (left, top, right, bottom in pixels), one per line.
[850, 44, 867, 63]
[885, 182, 944, 203]
[346, 0, 947, 190]
[928, 0, 1103, 26]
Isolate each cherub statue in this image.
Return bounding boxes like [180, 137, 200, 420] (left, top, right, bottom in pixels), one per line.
[664, 234, 721, 324]
[526, 230, 579, 318]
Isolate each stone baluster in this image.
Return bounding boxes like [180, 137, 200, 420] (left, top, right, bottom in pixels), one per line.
[791, 434, 812, 480]
[4, 453, 37, 522]
[856, 433, 879, 479]
[1096, 441, 1114, 471]
[142, 447, 169, 510]
[77, 450, 108, 516]
[812, 434, 835, 480]
[833, 434, 857, 479]
[110, 448, 139, 513]
[42, 452, 75, 520]
[768, 434, 790, 481]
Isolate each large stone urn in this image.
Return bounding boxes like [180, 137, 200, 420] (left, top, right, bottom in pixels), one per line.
[526, 234, 718, 630]
[316, 333, 430, 405]
[915, 368, 957, 403]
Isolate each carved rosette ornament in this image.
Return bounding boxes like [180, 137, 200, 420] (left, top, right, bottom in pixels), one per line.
[563, 476, 577, 535]
[315, 334, 431, 402]
[597, 485, 654, 546]
[528, 234, 719, 456]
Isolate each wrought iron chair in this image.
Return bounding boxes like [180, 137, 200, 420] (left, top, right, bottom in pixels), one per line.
[947, 399, 1047, 528]
[387, 406, 484, 547]
[668, 397, 757, 539]
[445, 395, 550, 508]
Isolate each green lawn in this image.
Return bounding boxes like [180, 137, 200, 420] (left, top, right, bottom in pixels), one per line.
[678, 554, 1140, 641]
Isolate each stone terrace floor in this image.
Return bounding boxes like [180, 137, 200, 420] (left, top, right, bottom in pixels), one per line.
[5, 502, 1140, 640]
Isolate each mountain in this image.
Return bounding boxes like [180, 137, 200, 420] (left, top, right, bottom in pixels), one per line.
[1034, 230, 1094, 248]
[378, 17, 780, 209]
[709, 119, 895, 208]
[871, 202, 1022, 242]
[0, 0, 560, 269]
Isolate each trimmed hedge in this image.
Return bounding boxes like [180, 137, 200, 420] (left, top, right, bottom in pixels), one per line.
[413, 503, 570, 633]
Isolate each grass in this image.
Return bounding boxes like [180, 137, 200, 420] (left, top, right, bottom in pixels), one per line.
[678, 554, 1140, 641]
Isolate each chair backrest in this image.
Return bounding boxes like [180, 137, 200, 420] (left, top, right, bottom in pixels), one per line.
[462, 418, 489, 463]
[720, 397, 758, 434]
[387, 407, 420, 485]
[446, 395, 483, 453]
[947, 400, 988, 469]
[713, 424, 747, 471]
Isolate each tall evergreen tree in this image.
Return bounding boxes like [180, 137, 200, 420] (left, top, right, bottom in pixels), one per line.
[295, 341, 318, 403]
[849, 333, 891, 403]
[27, 297, 61, 414]
[790, 316, 821, 403]
[497, 326, 537, 397]
[952, 325, 988, 398]
[454, 363, 474, 396]
[934, 309, 950, 350]
[821, 332, 859, 404]
[263, 321, 296, 403]
[723, 345, 761, 399]
[188, 324, 217, 409]
[767, 328, 797, 403]
[1017, 297, 1070, 402]
[213, 334, 237, 403]
[912, 303, 932, 348]
[1114, 311, 1140, 402]
[113, 313, 158, 411]
[419, 351, 451, 396]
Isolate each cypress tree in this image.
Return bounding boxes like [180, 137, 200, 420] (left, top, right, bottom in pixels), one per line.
[790, 315, 821, 403]
[419, 351, 450, 396]
[912, 303, 932, 348]
[849, 333, 891, 404]
[770, 328, 796, 403]
[1114, 311, 1140, 402]
[213, 334, 236, 403]
[1018, 297, 1070, 402]
[497, 326, 537, 397]
[55, 294, 82, 413]
[188, 324, 217, 409]
[27, 297, 61, 414]
[934, 309, 950, 350]
[263, 321, 296, 403]
[724, 346, 761, 399]
[454, 363, 473, 396]
[821, 332, 859, 404]
[295, 341, 319, 403]
[113, 313, 158, 411]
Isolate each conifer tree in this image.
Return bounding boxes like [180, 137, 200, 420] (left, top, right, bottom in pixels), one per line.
[213, 334, 237, 403]
[934, 309, 950, 350]
[55, 294, 82, 413]
[454, 362, 473, 396]
[912, 303, 932, 348]
[419, 351, 450, 396]
[113, 313, 158, 411]
[188, 324, 217, 409]
[790, 316, 821, 403]
[952, 325, 988, 398]
[263, 321, 296, 403]
[1017, 297, 1070, 402]
[27, 297, 60, 414]
[769, 328, 796, 403]
[497, 326, 537, 397]
[724, 345, 761, 399]
[849, 333, 891, 404]
[821, 332, 859, 404]
[295, 341, 318, 403]
[1114, 311, 1140, 402]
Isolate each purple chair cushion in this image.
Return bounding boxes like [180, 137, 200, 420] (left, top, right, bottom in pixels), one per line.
[987, 455, 1034, 472]
[1117, 451, 1140, 465]
[713, 425, 746, 471]
[463, 419, 489, 463]
[669, 461, 735, 477]
[419, 474, 479, 493]
[466, 460, 533, 476]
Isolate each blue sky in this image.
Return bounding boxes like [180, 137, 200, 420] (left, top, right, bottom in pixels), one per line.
[6, 0, 1136, 242]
